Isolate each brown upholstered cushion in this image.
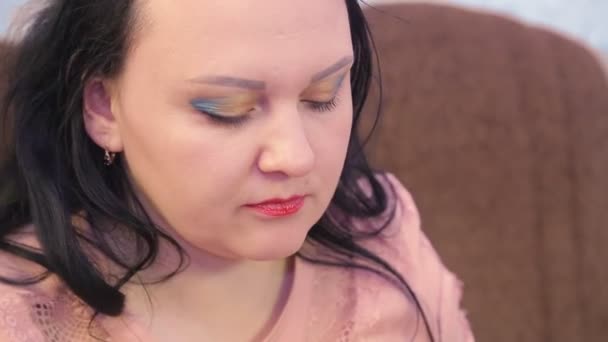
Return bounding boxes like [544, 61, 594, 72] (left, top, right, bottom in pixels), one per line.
[0, 41, 15, 163]
[363, 4, 608, 342]
[0, 41, 12, 105]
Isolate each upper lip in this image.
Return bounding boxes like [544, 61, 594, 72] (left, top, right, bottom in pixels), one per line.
[247, 195, 305, 206]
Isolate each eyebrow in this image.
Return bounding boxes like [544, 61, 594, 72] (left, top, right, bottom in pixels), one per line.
[191, 76, 266, 90]
[188, 55, 354, 90]
[310, 56, 354, 83]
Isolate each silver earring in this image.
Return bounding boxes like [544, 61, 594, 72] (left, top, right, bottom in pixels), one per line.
[104, 150, 116, 166]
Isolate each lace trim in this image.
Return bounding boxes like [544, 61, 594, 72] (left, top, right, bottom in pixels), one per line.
[0, 291, 42, 342]
[0, 287, 111, 342]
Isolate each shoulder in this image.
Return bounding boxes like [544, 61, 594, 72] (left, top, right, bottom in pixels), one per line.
[0, 248, 105, 342]
[0, 267, 48, 342]
[0, 226, 58, 341]
[351, 172, 423, 261]
[354, 172, 475, 341]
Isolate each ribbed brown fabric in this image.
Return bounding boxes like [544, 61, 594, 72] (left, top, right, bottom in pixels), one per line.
[0, 41, 12, 99]
[362, 4, 608, 342]
[0, 41, 14, 163]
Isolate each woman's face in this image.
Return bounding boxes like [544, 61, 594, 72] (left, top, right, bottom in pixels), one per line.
[100, 0, 354, 260]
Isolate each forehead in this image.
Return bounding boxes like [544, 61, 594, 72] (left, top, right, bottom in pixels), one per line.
[141, 0, 349, 35]
[131, 0, 353, 88]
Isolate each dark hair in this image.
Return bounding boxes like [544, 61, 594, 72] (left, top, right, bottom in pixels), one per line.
[0, 0, 435, 340]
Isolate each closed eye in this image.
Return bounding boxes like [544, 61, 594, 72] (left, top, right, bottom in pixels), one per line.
[304, 96, 340, 112]
[190, 98, 253, 128]
[202, 111, 251, 126]
[190, 95, 340, 129]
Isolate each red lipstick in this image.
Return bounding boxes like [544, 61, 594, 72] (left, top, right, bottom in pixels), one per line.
[246, 196, 305, 217]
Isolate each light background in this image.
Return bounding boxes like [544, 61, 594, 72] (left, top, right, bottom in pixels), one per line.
[1, 0, 607, 53]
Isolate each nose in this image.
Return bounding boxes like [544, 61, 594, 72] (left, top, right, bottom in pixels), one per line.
[257, 106, 315, 177]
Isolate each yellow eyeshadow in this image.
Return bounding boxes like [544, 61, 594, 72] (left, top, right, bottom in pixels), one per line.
[191, 71, 347, 116]
[191, 92, 259, 116]
[301, 73, 346, 100]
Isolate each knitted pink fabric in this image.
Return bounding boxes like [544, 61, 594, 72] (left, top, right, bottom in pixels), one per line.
[0, 173, 474, 341]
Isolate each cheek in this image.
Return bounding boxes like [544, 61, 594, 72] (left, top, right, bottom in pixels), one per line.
[322, 91, 353, 155]
[310, 94, 353, 182]
[127, 124, 249, 203]
[114, 74, 247, 205]
[323, 113, 352, 163]
[115, 91, 253, 228]
[120, 121, 257, 255]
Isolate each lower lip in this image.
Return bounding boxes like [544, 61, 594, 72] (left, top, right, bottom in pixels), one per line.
[246, 197, 305, 217]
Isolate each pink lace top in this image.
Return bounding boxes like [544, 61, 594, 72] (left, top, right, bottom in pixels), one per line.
[0, 173, 475, 341]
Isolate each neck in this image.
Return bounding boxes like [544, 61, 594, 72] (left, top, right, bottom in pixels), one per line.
[120, 238, 295, 340]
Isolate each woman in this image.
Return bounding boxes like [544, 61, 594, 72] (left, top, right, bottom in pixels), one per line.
[0, 0, 474, 341]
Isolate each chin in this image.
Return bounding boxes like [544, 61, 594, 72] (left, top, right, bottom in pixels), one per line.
[230, 210, 321, 261]
[238, 230, 310, 261]
[247, 240, 307, 261]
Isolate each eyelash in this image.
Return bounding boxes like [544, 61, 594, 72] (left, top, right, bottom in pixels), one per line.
[200, 96, 341, 128]
[306, 96, 340, 113]
[203, 111, 251, 128]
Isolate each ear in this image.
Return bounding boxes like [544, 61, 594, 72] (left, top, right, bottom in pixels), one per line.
[82, 78, 123, 152]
